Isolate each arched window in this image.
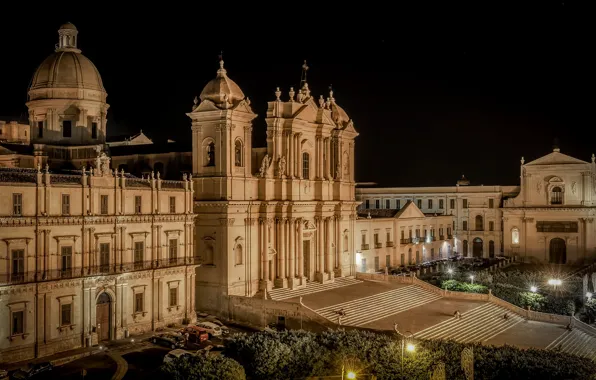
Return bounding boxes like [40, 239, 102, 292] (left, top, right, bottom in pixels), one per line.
[206, 142, 215, 167]
[551, 186, 563, 205]
[511, 228, 520, 245]
[235, 244, 243, 265]
[302, 152, 310, 179]
[475, 215, 483, 231]
[234, 140, 243, 167]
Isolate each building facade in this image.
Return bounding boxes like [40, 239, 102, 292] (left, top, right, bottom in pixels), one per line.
[502, 148, 596, 264]
[0, 120, 30, 145]
[190, 61, 359, 312]
[0, 23, 197, 363]
[354, 201, 454, 272]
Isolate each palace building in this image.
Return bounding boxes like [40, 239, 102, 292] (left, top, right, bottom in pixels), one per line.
[0, 23, 197, 363]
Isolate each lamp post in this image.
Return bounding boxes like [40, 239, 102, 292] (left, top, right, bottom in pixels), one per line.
[530, 286, 537, 293]
[447, 268, 453, 279]
[469, 275, 475, 284]
[548, 279, 562, 291]
[587, 292, 593, 301]
[394, 324, 415, 379]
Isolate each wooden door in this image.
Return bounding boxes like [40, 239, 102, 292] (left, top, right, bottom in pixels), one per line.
[96, 293, 110, 341]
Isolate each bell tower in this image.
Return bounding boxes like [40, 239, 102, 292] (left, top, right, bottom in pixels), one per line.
[187, 59, 257, 200]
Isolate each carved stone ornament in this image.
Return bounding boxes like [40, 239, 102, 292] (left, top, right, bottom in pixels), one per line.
[537, 181, 542, 194]
[277, 156, 286, 178]
[571, 181, 577, 194]
[258, 154, 270, 178]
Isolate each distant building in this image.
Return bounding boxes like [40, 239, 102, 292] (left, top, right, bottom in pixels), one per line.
[0, 120, 30, 145]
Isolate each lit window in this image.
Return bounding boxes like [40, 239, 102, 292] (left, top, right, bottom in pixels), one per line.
[234, 140, 243, 167]
[512, 228, 520, 244]
[551, 187, 563, 205]
[302, 152, 310, 179]
[13, 193, 23, 216]
[169, 196, 176, 213]
[61, 303, 72, 326]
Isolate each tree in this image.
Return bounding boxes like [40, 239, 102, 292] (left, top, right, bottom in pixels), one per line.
[160, 354, 245, 380]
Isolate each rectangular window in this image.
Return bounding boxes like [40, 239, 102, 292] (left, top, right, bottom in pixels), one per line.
[135, 196, 142, 214]
[134, 241, 144, 267]
[386, 231, 391, 242]
[62, 120, 72, 138]
[375, 200, 380, 209]
[362, 233, 367, 245]
[12, 249, 24, 277]
[169, 239, 178, 263]
[396, 200, 400, 209]
[463, 199, 468, 209]
[365, 200, 370, 209]
[169, 288, 178, 307]
[385, 199, 390, 209]
[61, 304, 72, 326]
[450, 199, 455, 209]
[12, 311, 24, 335]
[100, 195, 109, 215]
[489, 199, 494, 208]
[302, 152, 310, 179]
[91, 122, 98, 139]
[415, 229, 420, 238]
[417, 199, 422, 209]
[489, 221, 495, 231]
[38, 121, 44, 138]
[61, 246, 72, 273]
[462, 221, 468, 231]
[428, 199, 433, 209]
[169, 196, 176, 213]
[386, 255, 391, 268]
[401, 230, 405, 240]
[62, 194, 70, 215]
[99, 243, 110, 269]
[439, 199, 444, 209]
[374, 233, 379, 244]
[135, 293, 144, 313]
[13, 193, 23, 216]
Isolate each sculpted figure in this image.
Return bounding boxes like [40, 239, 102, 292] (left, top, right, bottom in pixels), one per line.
[278, 156, 286, 178]
[259, 154, 270, 177]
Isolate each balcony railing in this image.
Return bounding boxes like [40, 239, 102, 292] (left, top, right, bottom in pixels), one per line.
[0, 256, 202, 286]
[361, 244, 370, 251]
[386, 241, 394, 247]
[374, 242, 383, 249]
[439, 235, 445, 240]
[447, 234, 453, 239]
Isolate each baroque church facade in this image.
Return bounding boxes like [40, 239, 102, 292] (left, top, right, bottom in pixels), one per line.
[189, 60, 360, 312]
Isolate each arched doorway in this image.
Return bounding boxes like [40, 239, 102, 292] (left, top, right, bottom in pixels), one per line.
[489, 240, 495, 258]
[549, 238, 566, 264]
[96, 293, 112, 341]
[472, 238, 483, 258]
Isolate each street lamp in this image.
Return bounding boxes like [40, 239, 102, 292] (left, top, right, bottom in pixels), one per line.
[469, 275, 475, 284]
[394, 324, 415, 379]
[548, 279, 562, 290]
[345, 371, 356, 379]
[587, 292, 593, 300]
[530, 286, 537, 293]
[447, 268, 454, 279]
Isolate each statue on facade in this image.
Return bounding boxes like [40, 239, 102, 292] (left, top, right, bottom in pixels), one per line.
[537, 181, 542, 194]
[277, 156, 286, 178]
[572, 181, 577, 194]
[99, 153, 111, 176]
[335, 162, 341, 179]
[259, 154, 270, 177]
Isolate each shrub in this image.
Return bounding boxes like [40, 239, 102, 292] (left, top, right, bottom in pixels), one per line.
[441, 279, 488, 293]
[160, 354, 245, 380]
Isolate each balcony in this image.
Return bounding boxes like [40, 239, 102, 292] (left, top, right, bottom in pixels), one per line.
[400, 238, 412, 244]
[432, 236, 437, 241]
[386, 241, 394, 247]
[447, 234, 453, 239]
[0, 257, 201, 286]
[439, 235, 445, 240]
[361, 244, 370, 251]
[412, 237, 421, 244]
[374, 242, 383, 249]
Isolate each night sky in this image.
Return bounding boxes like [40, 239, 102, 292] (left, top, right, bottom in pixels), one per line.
[0, 3, 591, 187]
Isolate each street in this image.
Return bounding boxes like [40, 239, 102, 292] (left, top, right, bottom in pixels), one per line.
[35, 353, 116, 380]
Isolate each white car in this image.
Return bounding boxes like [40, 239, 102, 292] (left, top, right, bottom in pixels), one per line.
[196, 321, 222, 337]
[163, 348, 193, 364]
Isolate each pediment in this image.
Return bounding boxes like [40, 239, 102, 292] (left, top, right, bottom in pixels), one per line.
[303, 220, 317, 231]
[232, 99, 255, 114]
[394, 201, 426, 219]
[293, 99, 319, 122]
[192, 100, 221, 112]
[549, 176, 564, 183]
[525, 151, 589, 166]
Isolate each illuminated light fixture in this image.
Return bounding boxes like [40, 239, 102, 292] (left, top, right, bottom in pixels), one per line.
[346, 371, 357, 379]
[406, 343, 416, 352]
[587, 292, 593, 299]
[548, 279, 562, 286]
[530, 286, 537, 293]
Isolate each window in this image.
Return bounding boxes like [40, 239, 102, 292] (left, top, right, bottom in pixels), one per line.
[463, 199, 468, 209]
[234, 140, 243, 167]
[61, 246, 72, 273]
[365, 200, 370, 209]
[169, 288, 178, 307]
[374, 233, 379, 244]
[396, 200, 401, 209]
[450, 199, 455, 209]
[100, 195, 108, 215]
[169, 239, 178, 263]
[511, 228, 520, 245]
[91, 122, 98, 139]
[235, 244, 243, 265]
[385, 199, 390, 209]
[375, 200, 380, 209]
[61, 303, 72, 326]
[386, 231, 391, 242]
[475, 215, 483, 231]
[169, 196, 176, 213]
[415, 229, 420, 238]
[38, 121, 44, 138]
[462, 221, 468, 231]
[401, 230, 405, 240]
[12, 249, 24, 277]
[431, 229, 435, 237]
[489, 199, 494, 208]
[302, 152, 310, 179]
[135, 196, 142, 214]
[62, 194, 70, 215]
[11, 311, 24, 335]
[99, 243, 110, 269]
[417, 199, 422, 209]
[62, 120, 72, 138]
[447, 227, 451, 236]
[551, 187, 563, 205]
[489, 221, 494, 231]
[428, 199, 433, 209]
[439, 199, 444, 209]
[13, 193, 23, 216]
[361, 233, 367, 245]
[134, 293, 144, 313]
[134, 242, 144, 266]
[206, 142, 215, 166]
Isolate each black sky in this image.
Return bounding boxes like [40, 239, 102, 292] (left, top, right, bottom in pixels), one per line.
[0, 3, 592, 187]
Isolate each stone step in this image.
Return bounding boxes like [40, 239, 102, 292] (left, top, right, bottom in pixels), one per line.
[268, 277, 363, 301]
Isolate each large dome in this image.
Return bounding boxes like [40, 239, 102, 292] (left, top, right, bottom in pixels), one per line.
[199, 60, 245, 108]
[28, 23, 106, 100]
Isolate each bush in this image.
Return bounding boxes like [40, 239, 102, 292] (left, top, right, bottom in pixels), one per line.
[224, 330, 596, 379]
[441, 279, 488, 294]
[160, 354, 246, 380]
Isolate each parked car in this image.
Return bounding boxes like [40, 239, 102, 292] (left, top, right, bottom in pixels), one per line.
[12, 362, 54, 379]
[180, 325, 209, 343]
[197, 344, 225, 357]
[163, 349, 194, 364]
[195, 321, 222, 337]
[203, 318, 230, 335]
[151, 333, 185, 349]
[0, 369, 8, 380]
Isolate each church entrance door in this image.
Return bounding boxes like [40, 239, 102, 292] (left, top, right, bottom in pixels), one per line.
[96, 292, 111, 341]
[549, 238, 566, 264]
[472, 238, 483, 258]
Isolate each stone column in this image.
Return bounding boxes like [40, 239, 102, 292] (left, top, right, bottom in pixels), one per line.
[315, 217, 325, 283]
[115, 283, 122, 338]
[298, 219, 304, 279]
[275, 218, 287, 288]
[319, 138, 324, 179]
[262, 219, 269, 281]
[288, 218, 295, 282]
[325, 138, 331, 178]
[295, 134, 300, 178]
[325, 217, 333, 273]
[288, 132, 293, 177]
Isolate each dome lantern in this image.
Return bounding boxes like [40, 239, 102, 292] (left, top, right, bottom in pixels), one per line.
[56, 22, 80, 53]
